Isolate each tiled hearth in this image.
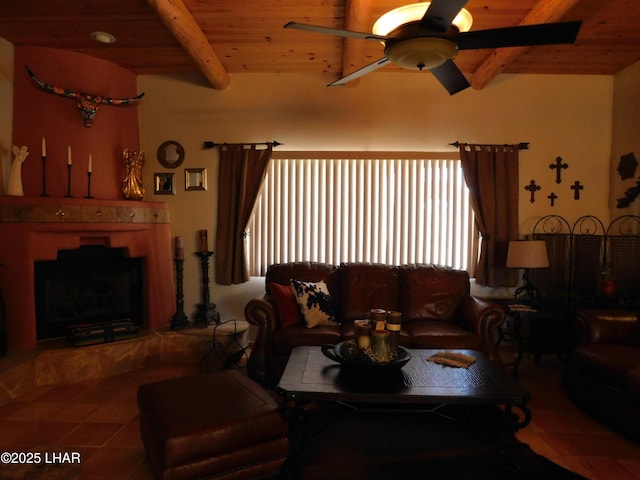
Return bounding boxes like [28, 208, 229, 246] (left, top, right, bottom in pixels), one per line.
[0, 196, 251, 408]
[0, 325, 248, 406]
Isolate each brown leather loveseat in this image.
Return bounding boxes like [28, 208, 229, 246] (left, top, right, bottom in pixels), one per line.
[563, 309, 640, 442]
[245, 261, 506, 385]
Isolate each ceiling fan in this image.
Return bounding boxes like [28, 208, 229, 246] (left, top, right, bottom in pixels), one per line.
[284, 0, 582, 95]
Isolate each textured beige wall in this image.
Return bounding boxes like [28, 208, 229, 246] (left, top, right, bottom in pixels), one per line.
[0, 42, 625, 333]
[138, 71, 613, 324]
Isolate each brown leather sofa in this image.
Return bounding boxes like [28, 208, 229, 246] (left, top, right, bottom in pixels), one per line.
[244, 261, 506, 385]
[563, 309, 640, 442]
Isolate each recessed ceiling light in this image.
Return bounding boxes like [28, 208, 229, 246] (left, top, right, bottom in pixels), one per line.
[90, 31, 116, 44]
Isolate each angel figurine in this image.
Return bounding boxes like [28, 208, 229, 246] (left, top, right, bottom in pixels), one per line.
[122, 148, 145, 200]
[7, 145, 29, 196]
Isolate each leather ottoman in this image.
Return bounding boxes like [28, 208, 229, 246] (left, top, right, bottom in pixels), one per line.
[137, 369, 289, 480]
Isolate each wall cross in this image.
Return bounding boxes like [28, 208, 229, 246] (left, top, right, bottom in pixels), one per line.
[525, 180, 541, 203]
[571, 180, 584, 200]
[549, 156, 568, 184]
[548, 192, 558, 206]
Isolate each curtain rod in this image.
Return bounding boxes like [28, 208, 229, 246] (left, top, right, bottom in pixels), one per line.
[449, 141, 529, 150]
[202, 140, 282, 149]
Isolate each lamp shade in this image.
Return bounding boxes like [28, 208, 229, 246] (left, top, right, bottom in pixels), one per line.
[372, 3, 473, 37]
[506, 240, 549, 269]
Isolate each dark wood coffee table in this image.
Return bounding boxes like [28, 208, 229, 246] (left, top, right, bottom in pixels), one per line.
[278, 346, 530, 422]
[277, 346, 531, 478]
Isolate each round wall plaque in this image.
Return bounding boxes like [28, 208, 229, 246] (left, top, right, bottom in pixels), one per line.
[157, 140, 185, 168]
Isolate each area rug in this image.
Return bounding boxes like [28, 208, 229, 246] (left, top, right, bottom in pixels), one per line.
[0, 461, 83, 480]
[290, 404, 586, 480]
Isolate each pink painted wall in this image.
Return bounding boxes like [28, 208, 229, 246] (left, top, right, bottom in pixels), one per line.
[12, 46, 141, 199]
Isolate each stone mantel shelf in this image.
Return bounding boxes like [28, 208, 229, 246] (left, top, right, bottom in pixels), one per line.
[0, 195, 169, 224]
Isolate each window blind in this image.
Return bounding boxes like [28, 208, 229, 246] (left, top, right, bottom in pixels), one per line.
[246, 153, 479, 276]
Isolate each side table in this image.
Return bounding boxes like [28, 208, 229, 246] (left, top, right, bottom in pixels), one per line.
[527, 308, 577, 363]
[505, 304, 537, 380]
[507, 303, 577, 380]
[199, 319, 250, 372]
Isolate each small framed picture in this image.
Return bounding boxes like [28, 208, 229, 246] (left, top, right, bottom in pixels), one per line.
[154, 172, 176, 195]
[185, 168, 207, 191]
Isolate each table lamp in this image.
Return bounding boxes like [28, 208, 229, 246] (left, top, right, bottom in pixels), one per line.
[506, 240, 549, 304]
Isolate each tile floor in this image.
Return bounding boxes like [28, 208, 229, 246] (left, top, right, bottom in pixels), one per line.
[0, 363, 199, 479]
[0, 353, 638, 479]
[512, 354, 640, 480]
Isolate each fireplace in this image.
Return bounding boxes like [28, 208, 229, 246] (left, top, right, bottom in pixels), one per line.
[0, 196, 175, 351]
[34, 246, 144, 340]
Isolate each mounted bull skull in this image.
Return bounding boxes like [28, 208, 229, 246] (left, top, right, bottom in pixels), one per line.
[25, 65, 145, 127]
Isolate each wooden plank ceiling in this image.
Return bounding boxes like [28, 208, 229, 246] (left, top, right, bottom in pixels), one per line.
[0, 0, 638, 90]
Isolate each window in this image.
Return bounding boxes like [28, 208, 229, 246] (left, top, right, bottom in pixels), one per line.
[246, 152, 479, 276]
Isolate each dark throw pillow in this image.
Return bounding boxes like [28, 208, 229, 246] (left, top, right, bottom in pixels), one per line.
[269, 282, 301, 328]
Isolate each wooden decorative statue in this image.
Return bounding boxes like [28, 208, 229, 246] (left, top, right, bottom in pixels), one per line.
[7, 145, 29, 196]
[122, 148, 145, 200]
[26, 65, 144, 127]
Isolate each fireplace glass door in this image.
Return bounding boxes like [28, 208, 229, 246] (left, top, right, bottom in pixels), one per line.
[34, 245, 144, 340]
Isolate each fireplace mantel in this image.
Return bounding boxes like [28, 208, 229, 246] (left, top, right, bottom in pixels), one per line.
[0, 196, 169, 224]
[0, 196, 175, 351]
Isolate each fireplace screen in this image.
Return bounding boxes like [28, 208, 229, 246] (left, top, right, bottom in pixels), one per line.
[34, 245, 144, 340]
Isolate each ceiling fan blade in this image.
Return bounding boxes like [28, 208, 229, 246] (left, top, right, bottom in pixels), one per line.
[284, 22, 387, 41]
[457, 21, 582, 50]
[429, 59, 470, 95]
[328, 57, 391, 86]
[421, 0, 469, 32]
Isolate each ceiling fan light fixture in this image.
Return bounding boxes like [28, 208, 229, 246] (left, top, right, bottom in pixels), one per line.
[90, 31, 116, 44]
[386, 37, 457, 70]
[372, 2, 473, 36]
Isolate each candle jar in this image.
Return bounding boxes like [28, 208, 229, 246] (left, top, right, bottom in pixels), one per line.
[602, 279, 616, 299]
[386, 311, 402, 357]
[354, 319, 372, 350]
[370, 308, 387, 331]
[370, 330, 391, 363]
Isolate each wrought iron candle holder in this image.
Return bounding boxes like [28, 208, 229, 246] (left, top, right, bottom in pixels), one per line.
[85, 171, 93, 199]
[39, 155, 48, 197]
[65, 164, 72, 197]
[195, 251, 220, 327]
[171, 258, 189, 330]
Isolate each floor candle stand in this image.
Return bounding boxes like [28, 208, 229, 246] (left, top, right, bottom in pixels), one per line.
[195, 251, 220, 327]
[171, 258, 189, 330]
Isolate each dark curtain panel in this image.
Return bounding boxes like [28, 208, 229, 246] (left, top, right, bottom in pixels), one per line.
[215, 144, 273, 285]
[459, 144, 520, 287]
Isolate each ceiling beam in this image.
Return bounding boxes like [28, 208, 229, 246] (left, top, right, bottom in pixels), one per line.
[341, 0, 374, 88]
[470, 0, 580, 90]
[146, 0, 230, 89]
